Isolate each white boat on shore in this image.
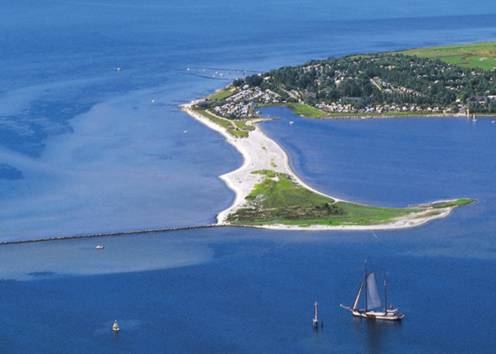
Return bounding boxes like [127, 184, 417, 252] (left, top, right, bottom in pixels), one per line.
[340, 265, 404, 321]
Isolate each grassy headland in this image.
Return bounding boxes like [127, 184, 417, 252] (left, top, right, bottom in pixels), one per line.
[185, 43, 480, 229]
[226, 171, 472, 227]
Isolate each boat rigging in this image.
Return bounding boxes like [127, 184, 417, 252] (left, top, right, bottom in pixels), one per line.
[340, 264, 404, 321]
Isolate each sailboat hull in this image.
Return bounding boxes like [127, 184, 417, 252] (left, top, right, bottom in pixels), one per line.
[351, 309, 404, 321]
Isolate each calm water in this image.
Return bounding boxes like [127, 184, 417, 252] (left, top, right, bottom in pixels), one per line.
[2, 1, 496, 240]
[1, 0, 496, 353]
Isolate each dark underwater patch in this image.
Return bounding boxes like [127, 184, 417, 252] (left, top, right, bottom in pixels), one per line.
[0, 164, 23, 180]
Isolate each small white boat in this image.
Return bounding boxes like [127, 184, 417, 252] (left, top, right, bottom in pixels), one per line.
[95, 245, 104, 250]
[340, 265, 404, 321]
[289, 121, 294, 125]
[112, 320, 120, 333]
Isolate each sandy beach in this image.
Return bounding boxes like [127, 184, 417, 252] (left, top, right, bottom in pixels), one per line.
[182, 102, 457, 231]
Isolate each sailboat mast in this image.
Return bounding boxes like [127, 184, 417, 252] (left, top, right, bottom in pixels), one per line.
[314, 302, 319, 322]
[353, 280, 364, 310]
[364, 263, 368, 311]
[384, 273, 388, 312]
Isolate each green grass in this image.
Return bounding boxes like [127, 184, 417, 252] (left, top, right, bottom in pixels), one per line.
[287, 103, 329, 118]
[277, 202, 415, 227]
[226, 171, 472, 227]
[253, 169, 277, 177]
[192, 108, 252, 138]
[431, 198, 474, 209]
[207, 87, 237, 101]
[233, 119, 256, 132]
[400, 42, 496, 70]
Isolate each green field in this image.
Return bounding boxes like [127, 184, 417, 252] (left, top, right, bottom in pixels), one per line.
[192, 108, 253, 138]
[207, 87, 237, 101]
[401, 42, 496, 70]
[226, 170, 472, 227]
[287, 103, 329, 118]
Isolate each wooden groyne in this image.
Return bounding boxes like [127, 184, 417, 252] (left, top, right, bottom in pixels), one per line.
[0, 224, 237, 246]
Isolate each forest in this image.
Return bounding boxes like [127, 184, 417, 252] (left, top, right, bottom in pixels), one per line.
[231, 54, 496, 114]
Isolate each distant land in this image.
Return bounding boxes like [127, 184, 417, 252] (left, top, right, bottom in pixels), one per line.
[197, 42, 496, 120]
[402, 42, 496, 71]
[182, 42, 484, 229]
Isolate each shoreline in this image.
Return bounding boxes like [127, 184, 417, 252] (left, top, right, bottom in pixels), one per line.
[264, 103, 496, 120]
[182, 102, 339, 223]
[310, 112, 496, 120]
[182, 101, 461, 231]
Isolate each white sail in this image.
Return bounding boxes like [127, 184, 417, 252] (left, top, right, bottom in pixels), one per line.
[366, 273, 382, 310]
[353, 280, 364, 310]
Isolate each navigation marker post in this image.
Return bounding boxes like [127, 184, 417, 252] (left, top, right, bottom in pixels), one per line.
[312, 302, 320, 330]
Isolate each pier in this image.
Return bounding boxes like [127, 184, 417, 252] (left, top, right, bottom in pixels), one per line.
[0, 224, 238, 246]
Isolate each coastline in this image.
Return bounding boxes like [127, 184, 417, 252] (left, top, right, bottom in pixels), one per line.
[307, 112, 496, 120]
[264, 103, 496, 120]
[182, 102, 339, 223]
[182, 101, 461, 231]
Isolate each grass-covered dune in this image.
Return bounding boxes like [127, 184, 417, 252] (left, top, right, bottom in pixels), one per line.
[226, 171, 473, 227]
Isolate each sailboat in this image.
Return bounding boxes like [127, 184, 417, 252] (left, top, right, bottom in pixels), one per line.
[340, 267, 404, 321]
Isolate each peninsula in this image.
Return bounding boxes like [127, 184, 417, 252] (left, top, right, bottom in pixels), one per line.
[182, 42, 486, 230]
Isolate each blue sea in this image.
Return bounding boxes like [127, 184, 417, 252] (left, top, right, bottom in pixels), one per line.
[1, 1, 496, 352]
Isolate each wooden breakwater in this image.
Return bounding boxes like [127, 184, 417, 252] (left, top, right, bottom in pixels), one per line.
[0, 224, 240, 246]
